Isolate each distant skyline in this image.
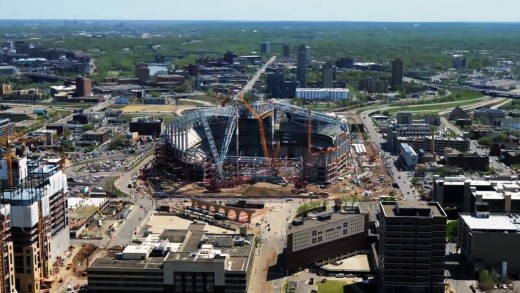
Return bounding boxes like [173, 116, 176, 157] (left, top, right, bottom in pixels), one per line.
[2, 0, 520, 22]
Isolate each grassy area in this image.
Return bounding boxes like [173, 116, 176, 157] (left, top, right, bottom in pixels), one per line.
[317, 280, 367, 293]
[500, 100, 520, 110]
[187, 95, 216, 104]
[387, 97, 484, 114]
[103, 177, 126, 198]
[177, 100, 201, 106]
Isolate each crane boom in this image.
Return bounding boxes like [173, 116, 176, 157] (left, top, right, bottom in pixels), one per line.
[237, 96, 270, 158]
[307, 108, 312, 158]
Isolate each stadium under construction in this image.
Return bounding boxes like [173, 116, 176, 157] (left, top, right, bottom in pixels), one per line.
[154, 98, 352, 185]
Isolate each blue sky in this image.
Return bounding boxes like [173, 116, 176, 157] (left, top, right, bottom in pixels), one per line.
[2, 0, 520, 22]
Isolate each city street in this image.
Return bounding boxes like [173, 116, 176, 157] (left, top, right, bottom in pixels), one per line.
[358, 109, 418, 201]
[249, 200, 301, 293]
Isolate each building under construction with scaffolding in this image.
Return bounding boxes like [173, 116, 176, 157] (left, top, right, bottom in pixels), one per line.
[155, 99, 351, 184]
[0, 151, 69, 293]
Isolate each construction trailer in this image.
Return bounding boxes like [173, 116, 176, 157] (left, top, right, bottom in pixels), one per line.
[156, 99, 351, 184]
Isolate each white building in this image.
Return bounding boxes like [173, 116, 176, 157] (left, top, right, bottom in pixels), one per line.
[286, 211, 367, 272]
[295, 88, 349, 100]
[399, 143, 418, 168]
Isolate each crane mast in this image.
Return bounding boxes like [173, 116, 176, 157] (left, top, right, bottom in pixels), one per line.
[237, 96, 270, 158]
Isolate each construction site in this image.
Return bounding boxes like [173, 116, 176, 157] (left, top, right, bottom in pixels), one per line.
[0, 146, 70, 293]
[153, 98, 352, 192]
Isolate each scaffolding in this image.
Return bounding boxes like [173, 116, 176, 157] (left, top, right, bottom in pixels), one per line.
[0, 158, 59, 292]
[0, 207, 8, 293]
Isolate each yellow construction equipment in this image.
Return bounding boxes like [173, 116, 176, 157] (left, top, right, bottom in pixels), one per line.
[237, 96, 270, 158]
[0, 214, 5, 293]
[307, 108, 312, 158]
[37, 200, 45, 281]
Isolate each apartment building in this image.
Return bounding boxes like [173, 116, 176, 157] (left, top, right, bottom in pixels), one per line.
[377, 201, 447, 293]
[0, 204, 15, 293]
[0, 157, 69, 293]
[285, 210, 368, 273]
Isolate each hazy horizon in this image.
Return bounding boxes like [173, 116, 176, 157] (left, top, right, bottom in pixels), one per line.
[2, 0, 520, 23]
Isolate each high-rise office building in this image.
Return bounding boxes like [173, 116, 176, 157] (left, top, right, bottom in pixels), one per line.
[358, 78, 389, 93]
[378, 201, 447, 293]
[260, 42, 271, 55]
[223, 51, 237, 64]
[266, 69, 286, 98]
[282, 44, 290, 58]
[391, 58, 403, 90]
[135, 63, 150, 84]
[336, 57, 354, 69]
[305, 46, 312, 64]
[322, 62, 334, 88]
[452, 55, 467, 69]
[75, 77, 92, 97]
[297, 44, 308, 88]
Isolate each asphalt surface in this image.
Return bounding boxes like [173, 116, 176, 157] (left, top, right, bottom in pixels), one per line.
[248, 199, 301, 293]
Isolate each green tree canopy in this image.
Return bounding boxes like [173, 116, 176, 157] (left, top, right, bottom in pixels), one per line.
[478, 137, 492, 146]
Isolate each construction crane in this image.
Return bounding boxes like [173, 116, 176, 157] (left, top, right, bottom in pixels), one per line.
[307, 108, 312, 158]
[237, 96, 270, 158]
[37, 200, 45, 281]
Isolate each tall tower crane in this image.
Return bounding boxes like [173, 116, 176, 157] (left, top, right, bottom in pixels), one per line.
[307, 108, 312, 158]
[237, 96, 270, 158]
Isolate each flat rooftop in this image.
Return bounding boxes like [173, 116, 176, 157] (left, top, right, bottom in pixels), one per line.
[288, 212, 364, 234]
[89, 232, 255, 272]
[381, 201, 446, 218]
[461, 214, 520, 232]
[90, 254, 165, 270]
[166, 234, 255, 271]
[321, 254, 371, 272]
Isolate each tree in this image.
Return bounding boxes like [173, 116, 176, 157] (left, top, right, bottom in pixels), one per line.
[60, 139, 75, 152]
[479, 269, 495, 291]
[333, 198, 342, 212]
[495, 132, 509, 143]
[446, 220, 459, 242]
[109, 133, 127, 150]
[85, 144, 97, 153]
[478, 137, 492, 147]
[62, 129, 72, 138]
[83, 124, 95, 131]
